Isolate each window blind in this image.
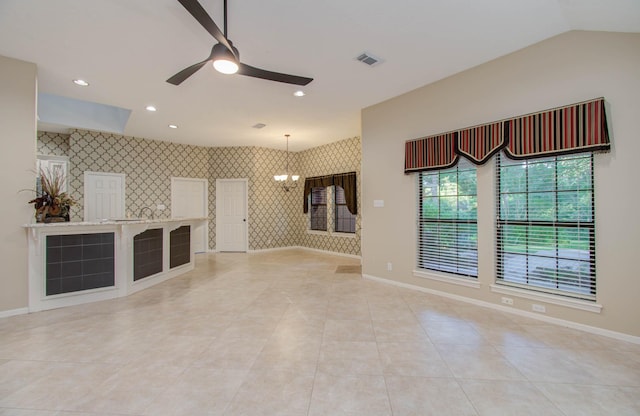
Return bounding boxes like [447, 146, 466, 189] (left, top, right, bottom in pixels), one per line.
[335, 186, 356, 233]
[496, 153, 596, 299]
[418, 159, 478, 277]
[310, 187, 327, 231]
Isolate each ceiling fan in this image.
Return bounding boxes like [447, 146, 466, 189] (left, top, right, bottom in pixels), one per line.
[167, 0, 313, 86]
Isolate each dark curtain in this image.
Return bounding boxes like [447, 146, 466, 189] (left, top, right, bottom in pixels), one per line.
[333, 172, 357, 215]
[303, 175, 334, 213]
[303, 172, 357, 214]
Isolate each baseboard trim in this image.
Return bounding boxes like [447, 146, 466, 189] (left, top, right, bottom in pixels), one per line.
[0, 307, 29, 319]
[247, 246, 295, 254]
[249, 246, 361, 260]
[362, 273, 640, 345]
[295, 246, 362, 260]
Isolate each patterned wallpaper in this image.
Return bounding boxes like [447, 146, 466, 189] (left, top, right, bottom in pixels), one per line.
[298, 136, 361, 256]
[37, 129, 361, 256]
[208, 146, 300, 251]
[68, 129, 209, 220]
[37, 131, 69, 156]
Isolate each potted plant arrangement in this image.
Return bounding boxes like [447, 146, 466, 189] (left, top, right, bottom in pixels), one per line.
[28, 167, 76, 223]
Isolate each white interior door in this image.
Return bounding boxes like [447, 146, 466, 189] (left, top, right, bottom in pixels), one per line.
[171, 177, 208, 253]
[216, 179, 248, 252]
[84, 172, 125, 221]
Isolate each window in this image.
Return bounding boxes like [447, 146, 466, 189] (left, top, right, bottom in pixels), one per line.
[418, 159, 477, 277]
[496, 153, 595, 299]
[310, 187, 327, 231]
[335, 186, 356, 233]
[36, 156, 69, 194]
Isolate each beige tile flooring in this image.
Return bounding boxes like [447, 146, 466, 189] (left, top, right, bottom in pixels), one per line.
[1, 249, 639, 415]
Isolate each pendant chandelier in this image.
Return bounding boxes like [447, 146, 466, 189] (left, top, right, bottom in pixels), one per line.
[274, 134, 299, 191]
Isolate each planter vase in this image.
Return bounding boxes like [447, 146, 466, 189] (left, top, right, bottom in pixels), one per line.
[35, 206, 70, 223]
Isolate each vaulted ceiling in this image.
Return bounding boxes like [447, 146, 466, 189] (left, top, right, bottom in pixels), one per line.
[0, 0, 638, 151]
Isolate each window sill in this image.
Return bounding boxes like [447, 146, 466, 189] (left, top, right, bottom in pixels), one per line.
[413, 269, 480, 289]
[490, 283, 602, 313]
[307, 230, 357, 238]
[332, 232, 356, 238]
[307, 230, 328, 236]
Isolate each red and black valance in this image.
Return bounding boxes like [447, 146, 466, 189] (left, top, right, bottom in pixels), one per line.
[404, 133, 458, 173]
[456, 122, 504, 165]
[504, 98, 609, 159]
[404, 98, 610, 173]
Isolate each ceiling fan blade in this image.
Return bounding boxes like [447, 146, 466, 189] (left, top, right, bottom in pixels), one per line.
[166, 59, 210, 85]
[176, 0, 236, 59]
[238, 63, 313, 86]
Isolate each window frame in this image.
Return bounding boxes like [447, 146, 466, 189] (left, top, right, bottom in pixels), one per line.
[495, 152, 596, 300]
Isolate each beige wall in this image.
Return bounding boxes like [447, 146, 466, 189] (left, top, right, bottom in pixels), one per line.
[0, 55, 37, 314]
[362, 31, 640, 337]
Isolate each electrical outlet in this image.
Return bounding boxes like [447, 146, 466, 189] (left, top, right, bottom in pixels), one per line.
[501, 297, 514, 305]
[532, 304, 546, 313]
[156, 204, 166, 211]
[387, 262, 393, 271]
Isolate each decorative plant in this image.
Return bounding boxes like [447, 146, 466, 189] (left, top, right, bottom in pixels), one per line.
[28, 167, 76, 221]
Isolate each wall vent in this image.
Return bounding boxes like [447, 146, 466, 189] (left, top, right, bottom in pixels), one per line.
[356, 52, 382, 66]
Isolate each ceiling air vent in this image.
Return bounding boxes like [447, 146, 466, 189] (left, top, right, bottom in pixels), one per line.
[356, 52, 382, 67]
[252, 123, 266, 129]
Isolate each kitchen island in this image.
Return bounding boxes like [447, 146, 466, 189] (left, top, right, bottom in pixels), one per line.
[24, 217, 207, 312]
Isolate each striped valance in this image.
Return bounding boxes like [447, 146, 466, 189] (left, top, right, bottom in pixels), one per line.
[456, 122, 504, 165]
[404, 98, 610, 173]
[504, 98, 609, 159]
[404, 133, 458, 173]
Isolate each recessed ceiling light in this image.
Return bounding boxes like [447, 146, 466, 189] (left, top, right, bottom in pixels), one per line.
[168, 124, 178, 129]
[73, 79, 89, 87]
[145, 105, 157, 112]
[293, 90, 305, 97]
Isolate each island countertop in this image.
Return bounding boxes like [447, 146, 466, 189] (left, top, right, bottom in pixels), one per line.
[25, 217, 209, 312]
[23, 217, 208, 228]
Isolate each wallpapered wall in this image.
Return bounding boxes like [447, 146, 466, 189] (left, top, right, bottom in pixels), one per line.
[38, 131, 69, 156]
[37, 130, 361, 256]
[298, 136, 361, 256]
[208, 146, 301, 251]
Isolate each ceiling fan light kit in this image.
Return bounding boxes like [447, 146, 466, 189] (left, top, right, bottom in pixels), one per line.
[211, 43, 238, 74]
[168, 0, 313, 86]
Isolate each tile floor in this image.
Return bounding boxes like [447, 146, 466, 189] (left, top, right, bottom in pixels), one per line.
[0, 249, 639, 415]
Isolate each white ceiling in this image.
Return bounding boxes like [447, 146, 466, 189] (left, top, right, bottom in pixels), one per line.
[0, 0, 638, 151]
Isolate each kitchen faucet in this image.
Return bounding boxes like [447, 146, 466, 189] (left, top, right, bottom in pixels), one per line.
[138, 206, 154, 219]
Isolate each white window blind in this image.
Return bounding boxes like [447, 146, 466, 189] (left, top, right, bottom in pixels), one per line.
[496, 153, 596, 300]
[418, 159, 478, 277]
[335, 186, 356, 233]
[310, 187, 327, 231]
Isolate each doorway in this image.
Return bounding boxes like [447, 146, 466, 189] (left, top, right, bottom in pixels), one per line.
[84, 171, 125, 221]
[216, 178, 248, 252]
[171, 177, 208, 253]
